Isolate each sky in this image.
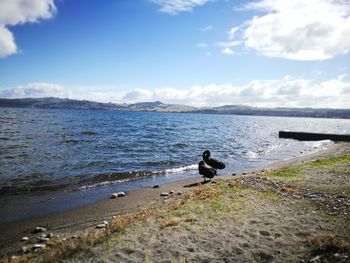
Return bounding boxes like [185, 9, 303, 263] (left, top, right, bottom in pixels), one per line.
[0, 0, 350, 108]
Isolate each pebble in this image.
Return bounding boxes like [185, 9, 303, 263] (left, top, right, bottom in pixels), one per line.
[112, 215, 117, 219]
[111, 192, 126, 198]
[46, 233, 54, 238]
[10, 256, 18, 260]
[160, 192, 169, 197]
[32, 226, 47, 234]
[242, 172, 247, 175]
[21, 236, 29, 242]
[33, 244, 46, 250]
[96, 224, 106, 229]
[232, 173, 236, 176]
[21, 246, 29, 253]
[103, 221, 109, 225]
[169, 190, 174, 194]
[177, 191, 183, 195]
[37, 237, 50, 243]
[152, 184, 159, 188]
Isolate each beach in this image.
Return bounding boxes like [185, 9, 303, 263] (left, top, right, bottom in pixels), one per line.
[1, 142, 349, 262]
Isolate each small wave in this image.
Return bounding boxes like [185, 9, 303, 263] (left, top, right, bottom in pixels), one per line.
[311, 140, 333, 148]
[153, 164, 197, 175]
[79, 178, 130, 190]
[246, 144, 279, 158]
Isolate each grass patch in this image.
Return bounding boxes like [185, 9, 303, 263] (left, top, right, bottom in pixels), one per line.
[308, 235, 350, 253]
[264, 166, 304, 180]
[308, 154, 350, 168]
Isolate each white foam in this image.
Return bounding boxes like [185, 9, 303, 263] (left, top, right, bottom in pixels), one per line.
[80, 178, 130, 190]
[156, 164, 197, 175]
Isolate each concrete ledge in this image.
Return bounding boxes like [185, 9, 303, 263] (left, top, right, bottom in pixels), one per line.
[279, 131, 350, 142]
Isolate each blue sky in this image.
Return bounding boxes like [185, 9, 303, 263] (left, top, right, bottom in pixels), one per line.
[0, 0, 350, 108]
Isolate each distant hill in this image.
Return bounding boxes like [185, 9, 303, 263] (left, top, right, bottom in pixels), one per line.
[0, 97, 349, 119]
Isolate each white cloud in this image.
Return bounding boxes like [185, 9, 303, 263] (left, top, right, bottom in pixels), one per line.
[2, 76, 350, 109]
[122, 75, 350, 108]
[222, 47, 234, 55]
[0, 0, 56, 58]
[225, 0, 350, 60]
[0, 83, 70, 98]
[200, 25, 213, 32]
[150, 0, 213, 14]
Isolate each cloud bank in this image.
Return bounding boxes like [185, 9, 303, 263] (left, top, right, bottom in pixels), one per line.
[150, 0, 213, 14]
[224, 0, 350, 60]
[2, 76, 350, 109]
[0, 0, 56, 58]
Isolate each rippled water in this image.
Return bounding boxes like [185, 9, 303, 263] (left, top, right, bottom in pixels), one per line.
[1, 107, 350, 222]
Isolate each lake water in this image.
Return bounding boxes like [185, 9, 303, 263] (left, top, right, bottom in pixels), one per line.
[1, 108, 350, 222]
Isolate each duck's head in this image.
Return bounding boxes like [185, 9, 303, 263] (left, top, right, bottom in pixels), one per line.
[202, 150, 210, 160]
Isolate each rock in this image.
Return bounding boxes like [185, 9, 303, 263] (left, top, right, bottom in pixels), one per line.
[111, 192, 126, 198]
[37, 237, 50, 243]
[21, 246, 29, 253]
[103, 221, 109, 225]
[160, 192, 169, 197]
[96, 224, 106, 229]
[169, 190, 174, 194]
[71, 235, 78, 239]
[163, 197, 168, 200]
[152, 184, 159, 188]
[242, 172, 247, 175]
[21, 236, 29, 242]
[177, 191, 183, 195]
[46, 233, 54, 238]
[112, 215, 117, 219]
[32, 226, 47, 234]
[232, 173, 237, 176]
[33, 244, 46, 250]
[10, 255, 18, 260]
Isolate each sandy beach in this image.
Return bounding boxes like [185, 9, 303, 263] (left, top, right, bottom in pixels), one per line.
[1, 142, 349, 262]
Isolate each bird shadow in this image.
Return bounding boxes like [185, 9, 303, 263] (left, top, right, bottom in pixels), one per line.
[183, 180, 212, 188]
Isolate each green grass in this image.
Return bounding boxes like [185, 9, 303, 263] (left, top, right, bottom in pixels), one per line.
[264, 166, 304, 180]
[308, 154, 350, 168]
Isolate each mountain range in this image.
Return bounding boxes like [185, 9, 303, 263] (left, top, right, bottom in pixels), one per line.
[0, 97, 349, 119]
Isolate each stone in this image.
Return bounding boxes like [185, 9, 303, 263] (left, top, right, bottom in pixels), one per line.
[169, 190, 174, 194]
[103, 221, 109, 225]
[37, 237, 50, 243]
[32, 226, 47, 234]
[10, 256, 18, 260]
[232, 173, 237, 176]
[152, 184, 159, 188]
[96, 224, 106, 229]
[177, 191, 183, 195]
[21, 236, 29, 242]
[160, 192, 169, 197]
[111, 192, 126, 198]
[33, 244, 46, 250]
[46, 233, 54, 238]
[21, 246, 29, 253]
[242, 172, 247, 175]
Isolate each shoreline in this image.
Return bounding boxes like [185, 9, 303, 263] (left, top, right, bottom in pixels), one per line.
[0, 142, 347, 257]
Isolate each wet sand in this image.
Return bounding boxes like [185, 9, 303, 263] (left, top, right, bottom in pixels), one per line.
[0, 142, 348, 259]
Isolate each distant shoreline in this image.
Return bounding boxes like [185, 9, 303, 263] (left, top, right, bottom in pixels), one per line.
[1, 97, 350, 119]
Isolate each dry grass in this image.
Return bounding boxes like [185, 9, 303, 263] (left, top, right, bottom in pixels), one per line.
[307, 235, 350, 252]
[161, 218, 181, 229]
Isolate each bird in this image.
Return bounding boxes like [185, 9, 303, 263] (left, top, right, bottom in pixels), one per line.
[202, 150, 226, 170]
[198, 160, 217, 182]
